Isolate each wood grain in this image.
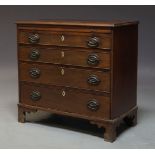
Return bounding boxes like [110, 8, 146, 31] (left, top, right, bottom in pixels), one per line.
[16, 20, 139, 27]
[17, 20, 139, 142]
[111, 25, 138, 119]
[19, 62, 111, 92]
[20, 83, 110, 119]
[18, 46, 111, 69]
[18, 30, 112, 50]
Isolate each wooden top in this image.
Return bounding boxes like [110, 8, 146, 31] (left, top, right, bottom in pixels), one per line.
[16, 20, 139, 27]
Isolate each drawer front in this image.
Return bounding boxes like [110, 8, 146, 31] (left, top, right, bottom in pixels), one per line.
[19, 46, 110, 69]
[20, 83, 110, 119]
[19, 63, 110, 92]
[18, 30, 112, 49]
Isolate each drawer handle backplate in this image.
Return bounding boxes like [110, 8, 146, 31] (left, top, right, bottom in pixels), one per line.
[87, 53, 100, 66]
[29, 68, 41, 78]
[87, 75, 101, 85]
[87, 99, 100, 111]
[29, 49, 40, 60]
[87, 37, 100, 48]
[28, 33, 40, 44]
[30, 91, 41, 101]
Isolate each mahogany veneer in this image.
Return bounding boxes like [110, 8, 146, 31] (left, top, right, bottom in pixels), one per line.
[17, 20, 138, 142]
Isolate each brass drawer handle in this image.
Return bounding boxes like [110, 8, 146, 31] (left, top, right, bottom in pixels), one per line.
[87, 75, 101, 85]
[30, 91, 41, 101]
[29, 49, 40, 60]
[87, 37, 100, 48]
[87, 53, 100, 66]
[29, 68, 41, 78]
[87, 99, 100, 111]
[28, 33, 40, 44]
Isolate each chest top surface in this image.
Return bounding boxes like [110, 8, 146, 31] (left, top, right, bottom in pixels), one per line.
[16, 20, 139, 27]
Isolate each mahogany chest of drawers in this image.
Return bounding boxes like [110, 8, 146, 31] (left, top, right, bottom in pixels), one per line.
[17, 20, 138, 142]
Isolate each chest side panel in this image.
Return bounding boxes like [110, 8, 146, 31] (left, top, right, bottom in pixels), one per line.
[111, 25, 138, 119]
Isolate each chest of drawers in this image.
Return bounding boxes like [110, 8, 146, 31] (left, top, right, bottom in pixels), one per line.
[17, 20, 138, 142]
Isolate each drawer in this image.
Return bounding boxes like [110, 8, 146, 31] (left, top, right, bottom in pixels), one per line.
[18, 30, 112, 50]
[19, 62, 110, 92]
[18, 46, 110, 69]
[20, 83, 110, 119]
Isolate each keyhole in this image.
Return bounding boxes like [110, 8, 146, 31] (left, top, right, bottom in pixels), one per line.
[61, 68, 64, 75]
[61, 35, 65, 42]
[62, 90, 66, 97]
[61, 51, 64, 58]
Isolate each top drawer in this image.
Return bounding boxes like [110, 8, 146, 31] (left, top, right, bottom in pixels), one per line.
[18, 30, 112, 50]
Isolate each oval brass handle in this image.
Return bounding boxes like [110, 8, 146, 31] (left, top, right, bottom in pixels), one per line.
[29, 49, 40, 60]
[87, 54, 100, 66]
[29, 68, 40, 78]
[28, 33, 40, 43]
[30, 91, 41, 101]
[87, 37, 100, 48]
[87, 75, 101, 85]
[87, 99, 100, 111]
